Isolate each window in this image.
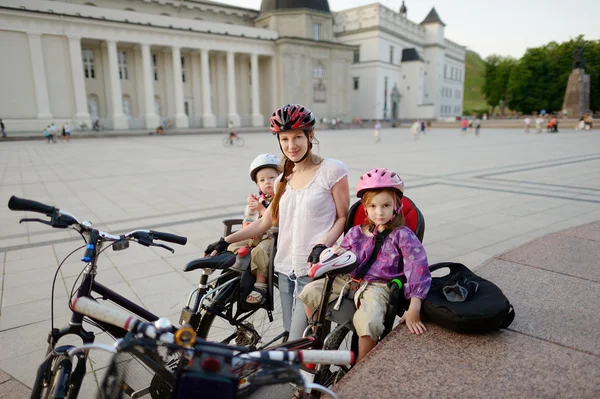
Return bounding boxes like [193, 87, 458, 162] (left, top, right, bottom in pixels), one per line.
[118, 51, 128, 80]
[353, 77, 359, 90]
[389, 46, 394, 64]
[353, 49, 360, 64]
[152, 54, 158, 81]
[312, 63, 325, 78]
[444, 64, 447, 78]
[181, 56, 186, 82]
[82, 48, 95, 79]
[313, 23, 321, 41]
[450, 66, 454, 80]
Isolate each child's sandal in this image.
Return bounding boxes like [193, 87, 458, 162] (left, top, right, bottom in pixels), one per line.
[246, 287, 267, 304]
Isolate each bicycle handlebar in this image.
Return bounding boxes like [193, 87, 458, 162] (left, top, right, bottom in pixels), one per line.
[150, 230, 187, 246]
[8, 196, 56, 215]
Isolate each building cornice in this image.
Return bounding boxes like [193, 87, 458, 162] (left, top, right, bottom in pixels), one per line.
[336, 25, 427, 48]
[256, 8, 332, 23]
[276, 36, 356, 51]
[444, 53, 465, 63]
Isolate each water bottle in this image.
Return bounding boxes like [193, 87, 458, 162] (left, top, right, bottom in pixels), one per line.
[242, 205, 258, 228]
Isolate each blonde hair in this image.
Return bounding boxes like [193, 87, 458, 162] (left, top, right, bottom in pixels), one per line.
[361, 189, 405, 231]
[270, 130, 322, 226]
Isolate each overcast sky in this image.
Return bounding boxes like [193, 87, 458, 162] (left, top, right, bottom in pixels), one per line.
[212, 0, 599, 59]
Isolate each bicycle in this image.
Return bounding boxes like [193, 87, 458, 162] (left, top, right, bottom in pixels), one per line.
[7, 196, 188, 399]
[71, 296, 354, 399]
[92, 120, 105, 131]
[78, 122, 88, 132]
[222, 132, 244, 147]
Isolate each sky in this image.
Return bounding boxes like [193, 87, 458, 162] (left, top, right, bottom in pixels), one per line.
[211, 0, 600, 59]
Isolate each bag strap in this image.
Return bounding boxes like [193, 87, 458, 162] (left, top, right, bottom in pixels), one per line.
[429, 262, 473, 275]
[353, 229, 393, 280]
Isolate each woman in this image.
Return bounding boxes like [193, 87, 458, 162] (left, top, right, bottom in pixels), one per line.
[205, 104, 350, 340]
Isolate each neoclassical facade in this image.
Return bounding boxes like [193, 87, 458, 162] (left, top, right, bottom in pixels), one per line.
[0, 0, 465, 131]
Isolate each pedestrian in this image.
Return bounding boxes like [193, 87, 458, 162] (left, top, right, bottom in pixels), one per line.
[524, 117, 531, 133]
[374, 120, 382, 142]
[474, 116, 481, 136]
[44, 126, 56, 143]
[1, 119, 6, 138]
[411, 120, 420, 140]
[461, 118, 468, 135]
[64, 122, 71, 142]
[420, 120, 426, 135]
[535, 116, 543, 133]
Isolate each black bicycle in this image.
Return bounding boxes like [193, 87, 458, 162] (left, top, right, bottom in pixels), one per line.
[68, 296, 353, 399]
[7, 196, 188, 399]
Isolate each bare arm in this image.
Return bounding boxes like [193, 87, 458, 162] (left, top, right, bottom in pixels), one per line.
[225, 205, 273, 244]
[318, 176, 350, 247]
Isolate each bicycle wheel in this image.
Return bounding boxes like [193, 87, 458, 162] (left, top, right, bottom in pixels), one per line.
[309, 324, 354, 399]
[31, 354, 74, 399]
[222, 136, 233, 147]
[196, 274, 285, 349]
[234, 137, 245, 147]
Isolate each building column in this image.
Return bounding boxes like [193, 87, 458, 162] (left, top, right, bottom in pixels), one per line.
[190, 51, 203, 128]
[200, 48, 216, 128]
[140, 43, 160, 129]
[27, 33, 53, 119]
[106, 40, 128, 129]
[171, 46, 189, 128]
[67, 36, 91, 126]
[250, 53, 263, 127]
[226, 51, 241, 127]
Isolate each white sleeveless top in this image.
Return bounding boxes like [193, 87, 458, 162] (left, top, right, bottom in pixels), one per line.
[274, 158, 348, 277]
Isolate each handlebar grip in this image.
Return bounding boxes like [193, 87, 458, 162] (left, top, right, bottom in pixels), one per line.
[72, 297, 137, 332]
[82, 229, 99, 263]
[8, 196, 56, 215]
[298, 350, 355, 366]
[151, 231, 187, 246]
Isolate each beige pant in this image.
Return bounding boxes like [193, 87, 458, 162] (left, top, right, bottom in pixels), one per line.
[299, 276, 391, 341]
[227, 236, 273, 277]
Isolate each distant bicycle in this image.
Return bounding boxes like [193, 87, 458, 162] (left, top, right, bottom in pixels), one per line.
[92, 120, 105, 132]
[223, 131, 244, 147]
[78, 121, 88, 132]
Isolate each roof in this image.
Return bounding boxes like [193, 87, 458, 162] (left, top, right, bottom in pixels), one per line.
[401, 48, 423, 62]
[260, 0, 330, 14]
[420, 7, 445, 26]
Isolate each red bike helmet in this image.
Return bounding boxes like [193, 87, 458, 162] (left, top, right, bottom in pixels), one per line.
[270, 104, 316, 134]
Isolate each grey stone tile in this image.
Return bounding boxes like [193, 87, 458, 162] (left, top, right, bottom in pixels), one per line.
[0, 378, 31, 398]
[0, 298, 72, 330]
[4, 246, 55, 263]
[334, 325, 600, 399]
[114, 258, 175, 281]
[478, 259, 600, 355]
[127, 271, 193, 299]
[1, 280, 68, 308]
[3, 256, 58, 274]
[559, 220, 600, 242]
[3, 267, 59, 289]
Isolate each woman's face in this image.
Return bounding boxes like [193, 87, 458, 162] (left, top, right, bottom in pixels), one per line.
[278, 130, 312, 162]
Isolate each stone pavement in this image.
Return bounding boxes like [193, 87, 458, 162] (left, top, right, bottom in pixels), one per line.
[0, 127, 599, 397]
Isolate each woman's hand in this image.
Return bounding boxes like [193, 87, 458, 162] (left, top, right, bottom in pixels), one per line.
[399, 298, 427, 335]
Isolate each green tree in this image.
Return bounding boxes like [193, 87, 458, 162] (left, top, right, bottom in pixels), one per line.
[483, 56, 516, 114]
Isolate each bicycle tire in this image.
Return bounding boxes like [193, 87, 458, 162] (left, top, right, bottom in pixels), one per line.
[309, 325, 354, 399]
[235, 137, 244, 147]
[30, 355, 74, 399]
[222, 136, 233, 147]
[196, 276, 285, 349]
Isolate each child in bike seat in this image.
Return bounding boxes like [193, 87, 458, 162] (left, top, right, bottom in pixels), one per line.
[299, 168, 432, 362]
[227, 154, 280, 304]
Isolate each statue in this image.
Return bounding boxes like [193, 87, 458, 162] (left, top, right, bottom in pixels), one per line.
[572, 46, 586, 71]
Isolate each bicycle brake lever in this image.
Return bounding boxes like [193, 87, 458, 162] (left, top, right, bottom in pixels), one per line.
[152, 243, 174, 253]
[19, 218, 52, 226]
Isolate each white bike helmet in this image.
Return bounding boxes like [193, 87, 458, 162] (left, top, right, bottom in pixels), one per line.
[308, 248, 357, 279]
[249, 154, 281, 182]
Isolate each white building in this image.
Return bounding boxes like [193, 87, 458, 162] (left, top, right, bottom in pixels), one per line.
[0, 0, 465, 132]
[335, 2, 466, 120]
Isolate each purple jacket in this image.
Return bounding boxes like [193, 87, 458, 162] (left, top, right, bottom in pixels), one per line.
[341, 225, 431, 300]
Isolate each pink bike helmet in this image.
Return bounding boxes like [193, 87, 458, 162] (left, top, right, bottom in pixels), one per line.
[356, 168, 404, 198]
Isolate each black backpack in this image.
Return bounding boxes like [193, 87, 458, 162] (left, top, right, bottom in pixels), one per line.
[421, 262, 515, 334]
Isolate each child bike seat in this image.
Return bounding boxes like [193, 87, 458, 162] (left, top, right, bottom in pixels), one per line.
[184, 252, 236, 272]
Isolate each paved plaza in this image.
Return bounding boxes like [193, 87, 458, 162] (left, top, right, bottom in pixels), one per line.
[1, 127, 599, 397]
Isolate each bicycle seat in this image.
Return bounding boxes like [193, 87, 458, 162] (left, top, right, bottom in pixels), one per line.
[308, 249, 357, 279]
[184, 252, 236, 272]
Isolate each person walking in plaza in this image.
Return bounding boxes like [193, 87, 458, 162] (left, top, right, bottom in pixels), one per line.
[374, 120, 382, 142]
[44, 126, 56, 143]
[420, 120, 426, 136]
[535, 115, 543, 133]
[411, 120, 420, 140]
[1, 119, 6, 138]
[204, 104, 350, 340]
[474, 116, 481, 136]
[299, 168, 431, 363]
[461, 118, 468, 135]
[524, 117, 531, 133]
[63, 122, 71, 142]
[49, 123, 58, 138]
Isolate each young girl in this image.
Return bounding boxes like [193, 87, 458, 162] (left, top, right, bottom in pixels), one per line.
[205, 104, 349, 340]
[299, 168, 431, 362]
[226, 153, 280, 304]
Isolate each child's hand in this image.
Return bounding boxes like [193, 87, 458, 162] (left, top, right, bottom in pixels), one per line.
[332, 245, 347, 255]
[399, 299, 427, 335]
